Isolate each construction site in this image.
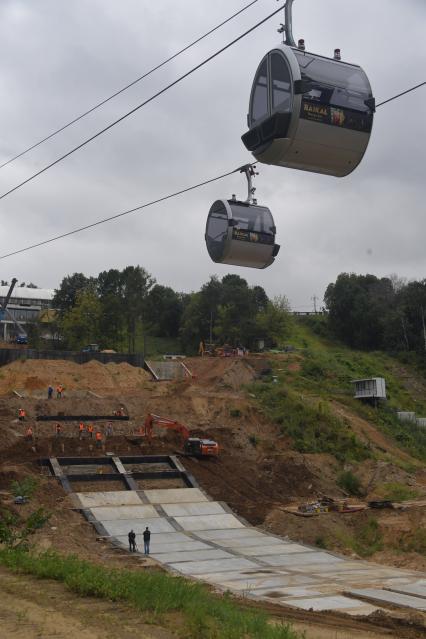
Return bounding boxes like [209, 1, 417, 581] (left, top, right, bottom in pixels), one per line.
[0, 344, 425, 639]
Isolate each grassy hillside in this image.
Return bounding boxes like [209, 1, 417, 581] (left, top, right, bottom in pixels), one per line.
[251, 316, 426, 465]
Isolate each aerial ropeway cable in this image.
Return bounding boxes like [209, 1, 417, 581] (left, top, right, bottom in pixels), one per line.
[0, 4, 285, 204]
[0, 0, 262, 171]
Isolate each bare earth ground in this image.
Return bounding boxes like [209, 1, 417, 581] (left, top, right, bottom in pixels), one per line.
[0, 357, 425, 637]
[0, 567, 175, 639]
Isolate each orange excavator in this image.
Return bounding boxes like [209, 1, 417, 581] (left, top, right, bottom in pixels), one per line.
[141, 413, 219, 458]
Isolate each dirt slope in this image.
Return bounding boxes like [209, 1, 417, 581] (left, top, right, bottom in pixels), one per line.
[0, 355, 425, 575]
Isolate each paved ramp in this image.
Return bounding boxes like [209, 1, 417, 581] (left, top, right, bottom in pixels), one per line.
[61, 456, 426, 616]
[146, 360, 190, 381]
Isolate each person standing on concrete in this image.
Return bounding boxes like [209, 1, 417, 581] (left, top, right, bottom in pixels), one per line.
[143, 527, 151, 555]
[88, 424, 94, 438]
[26, 426, 33, 442]
[18, 408, 26, 421]
[128, 529, 136, 552]
[105, 422, 113, 438]
[56, 384, 63, 399]
[47, 385, 53, 400]
[55, 423, 61, 437]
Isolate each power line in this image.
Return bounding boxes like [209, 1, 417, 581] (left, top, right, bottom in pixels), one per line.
[0, 4, 284, 204]
[376, 81, 425, 108]
[0, 0, 261, 171]
[0, 165, 248, 260]
[0, 80, 424, 261]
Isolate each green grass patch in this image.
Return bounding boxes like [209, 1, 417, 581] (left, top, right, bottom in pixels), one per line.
[0, 549, 301, 639]
[249, 381, 371, 463]
[338, 518, 384, 558]
[337, 471, 363, 496]
[10, 477, 38, 500]
[378, 482, 419, 502]
[267, 319, 426, 463]
[398, 529, 426, 556]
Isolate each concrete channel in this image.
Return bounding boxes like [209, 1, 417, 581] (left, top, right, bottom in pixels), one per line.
[45, 455, 426, 616]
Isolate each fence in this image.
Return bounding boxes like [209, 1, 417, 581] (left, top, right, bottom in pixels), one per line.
[0, 348, 144, 368]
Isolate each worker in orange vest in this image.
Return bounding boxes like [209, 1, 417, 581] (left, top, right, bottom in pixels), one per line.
[56, 385, 63, 399]
[79, 422, 85, 440]
[88, 424, 94, 438]
[25, 426, 33, 442]
[55, 423, 61, 437]
[95, 431, 102, 448]
[18, 408, 26, 421]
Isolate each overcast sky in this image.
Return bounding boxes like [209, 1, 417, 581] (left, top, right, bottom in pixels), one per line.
[0, 0, 425, 310]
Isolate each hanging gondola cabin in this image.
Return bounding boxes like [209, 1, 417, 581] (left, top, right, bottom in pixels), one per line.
[241, 44, 375, 177]
[205, 198, 280, 269]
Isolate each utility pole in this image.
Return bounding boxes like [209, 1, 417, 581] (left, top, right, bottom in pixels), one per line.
[311, 295, 318, 314]
[209, 311, 213, 345]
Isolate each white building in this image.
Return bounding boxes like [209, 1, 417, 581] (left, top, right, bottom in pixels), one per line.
[0, 286, 54, 341]
[352, 377, 386, 400]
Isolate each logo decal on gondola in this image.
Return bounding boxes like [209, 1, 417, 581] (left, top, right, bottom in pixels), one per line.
[330, 108, 345, 126]
[232, 228, 273, 244]
[301, 99, 372, 133]
[303, 103, 328, 118]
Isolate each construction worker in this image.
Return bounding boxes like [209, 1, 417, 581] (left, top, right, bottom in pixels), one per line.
[79, 422, 85, 440]
[55, 423, 61, 437]
[88, 424, 94, 438]
[105, 422, 113, 438]
[143, 527, 151, 555]
[47, 385, 53, 400]
[25, 426, 33, 442]
[95, 430, 102, 448]
[18, 408, 26, 421]
[56, 384, 63, 399]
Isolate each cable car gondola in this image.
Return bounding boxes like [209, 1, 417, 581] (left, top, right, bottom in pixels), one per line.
[205, 165, 279, 269]
[241, 0, 375, 177]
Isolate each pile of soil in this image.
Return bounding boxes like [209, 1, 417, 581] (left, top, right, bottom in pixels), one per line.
[0, 359, 151, 397]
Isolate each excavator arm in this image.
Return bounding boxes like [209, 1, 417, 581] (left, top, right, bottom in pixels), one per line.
[142, 413, 219, 457]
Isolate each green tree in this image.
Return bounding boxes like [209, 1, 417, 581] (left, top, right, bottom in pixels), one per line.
[60, 288, 102, 350]
[256, 300, 292, 346]
[120, 266, 154, 353]
[146, 285, 184, 337]
[97, 269, 125, 350]
[53, 273, 95, 316]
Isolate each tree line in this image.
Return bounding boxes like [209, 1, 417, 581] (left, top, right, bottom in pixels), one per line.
[47, 266, 292, 353]
[324, 273, 426, 354]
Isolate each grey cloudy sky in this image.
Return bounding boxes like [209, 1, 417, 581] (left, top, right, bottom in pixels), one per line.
[0, 0, 425, 309]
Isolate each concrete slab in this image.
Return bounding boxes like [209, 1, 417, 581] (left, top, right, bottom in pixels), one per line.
[386, 582, 426, 599]
[151, 549, 234, 563]
[234, 544, 296, 556]
[287, 594, 374, 612]
[170, 557, 259, 575]
[252, 586, 323, 598]
[195, 528, 265, 541]
[261, 552, 341, 567]
[144, 488, 208, 504]
[201, 573, 319, 590]
[249, 544, 315, 556]
[114, 532, 192, 546]
[90, 505, 158, 520]
[146, 541, 211, 553]
[216, 536, 284, 549]
[77, 491, 142, 508]
[349, 588, 426, 611]
[102, 517, 175, 536]
[162, 502, 226, 517]
[174, 514, 244, 531]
